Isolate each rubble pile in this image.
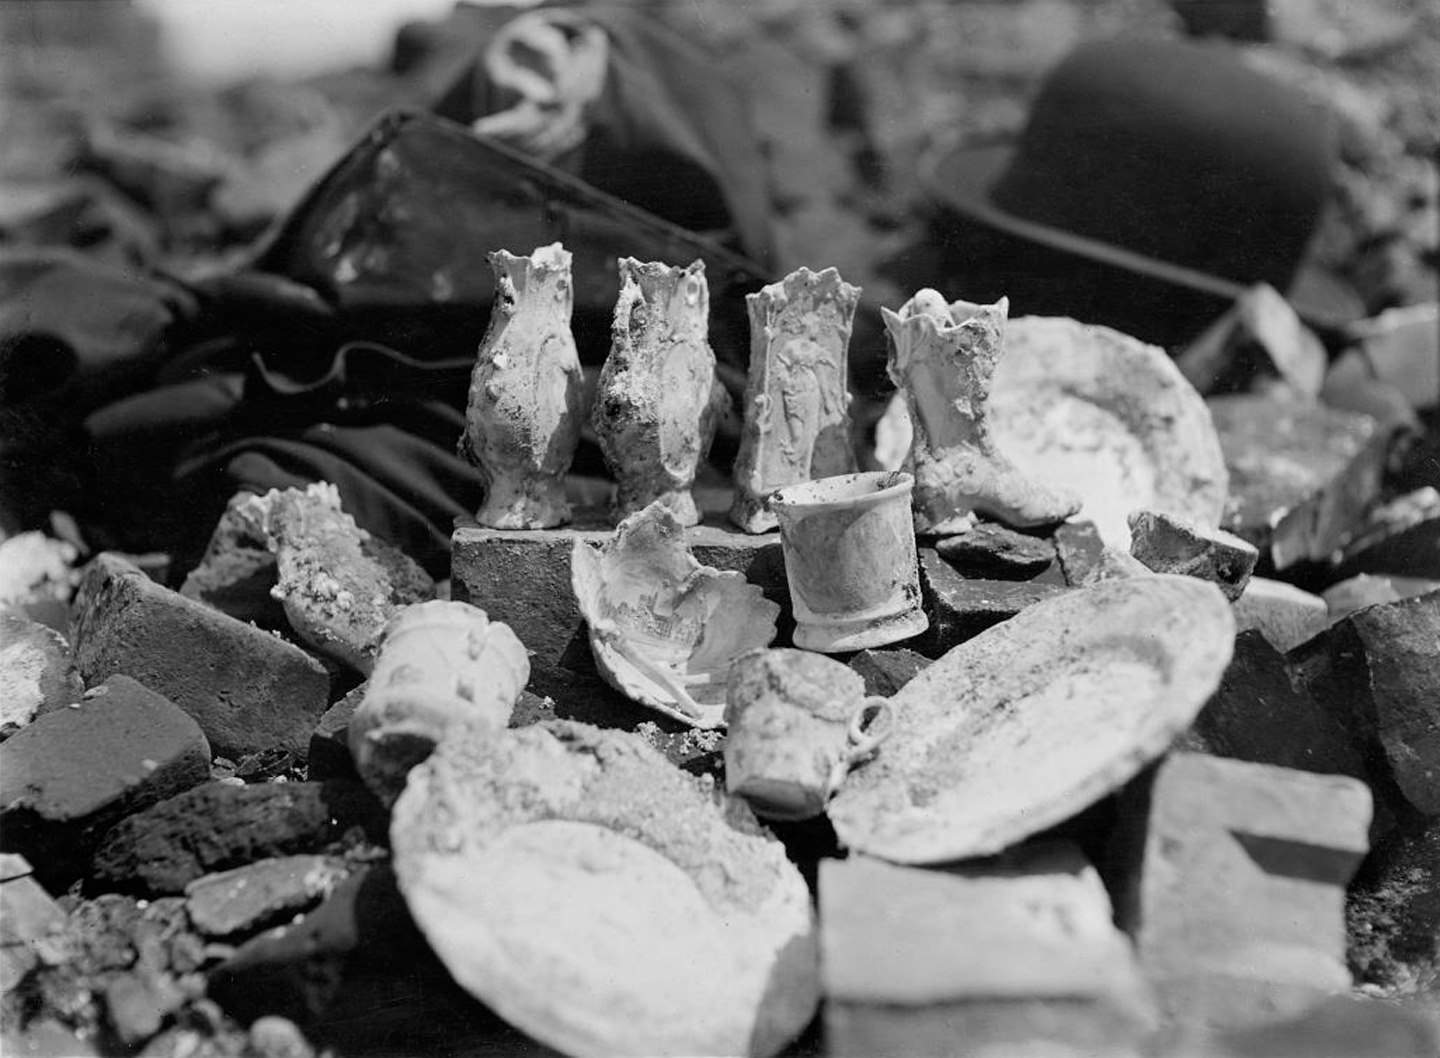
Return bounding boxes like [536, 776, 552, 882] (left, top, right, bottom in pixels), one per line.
[1, 2, 1437, 1057]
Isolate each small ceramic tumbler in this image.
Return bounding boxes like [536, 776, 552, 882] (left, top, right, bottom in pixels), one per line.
[769, 470, 929, 652]
[724, 648, 895, 821]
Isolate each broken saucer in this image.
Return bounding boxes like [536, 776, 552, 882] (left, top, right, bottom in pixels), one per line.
[391, 720, 819, 1058]
[827, 575, 1235, 864]
[987, 317, 1229, 549]
[571, 501, 779, 727]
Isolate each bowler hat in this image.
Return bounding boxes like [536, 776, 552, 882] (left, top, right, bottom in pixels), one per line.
[922, 37, 1363, 331]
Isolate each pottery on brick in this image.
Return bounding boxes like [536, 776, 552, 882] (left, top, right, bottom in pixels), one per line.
[461, 242, 584, 529]
[883, 290, 1080, 534]
[592, 257, 727, 525]
[730, 267, 860, 533]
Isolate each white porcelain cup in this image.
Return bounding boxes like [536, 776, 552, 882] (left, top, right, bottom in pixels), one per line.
[723, 648, 894, 821]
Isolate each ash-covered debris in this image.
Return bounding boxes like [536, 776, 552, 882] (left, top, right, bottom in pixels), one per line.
[2, 1, 1438, 1055]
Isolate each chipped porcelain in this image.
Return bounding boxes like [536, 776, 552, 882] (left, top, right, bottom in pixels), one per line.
[730, 267, 859, 533]
[724, 649, 894, 822]
[988, 316, 1229, 549]
[828, 575, 1235, 864]
[592, 258, 727, 525]
[348, 600, 529, 803]
[391, 721, 819, 1058]
[882, 290, 1080, 534]
[571, 502, 779, 727]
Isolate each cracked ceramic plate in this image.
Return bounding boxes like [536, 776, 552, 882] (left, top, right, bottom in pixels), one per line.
[828, 575, 1235, 864]
[572, 502, 779, 728]
[391, 721, 819, 1058]
[988, 316, 1229, 549]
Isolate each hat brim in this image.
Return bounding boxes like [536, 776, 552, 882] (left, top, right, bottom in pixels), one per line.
[922, 141, 1364, 333]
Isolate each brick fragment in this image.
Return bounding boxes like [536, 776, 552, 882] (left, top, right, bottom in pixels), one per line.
[1175, 995, 1440, 1058]
[1347, 813, 1440, 994]
[1330, 487, 1440, 581]
[916, 547, 1064, 657]
[1232, 576, 1328, 652]
[1128, 509, 1258, 600]
[307, 686, 366, 782]
[90, 780, 388, 896]
[186, 855, 351, 939]
[208, 866, 543, 1054]
[822, 845, 1154, 1057]
[1323, 573, 1440, 624]
[1208, 395, 1396, 569]
[846, 647, 930, 698]
[1289, 589, 1440, 814]
[0, 854, 65, 990]
[1176, 630, 1366, 779]
[934, 522, 1057, 580]
[70, 553, 330, 758]
[0, 675, 211, 887]
[1116, 752, 1371, 1029]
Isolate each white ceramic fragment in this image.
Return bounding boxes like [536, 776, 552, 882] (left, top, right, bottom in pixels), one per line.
[236, 484, 434, 673]
[882, 290, 1081, 533]
[572, 502, 779, 728]
[348, 600, 529, 803]
[391, 720, 819, 1058]
[730, 267, 859, 533]
[828, 575, 1235, 864]
[461, 242, 584, 529]
[592, 258, 728, 525]
[987, 316, 1230, 549]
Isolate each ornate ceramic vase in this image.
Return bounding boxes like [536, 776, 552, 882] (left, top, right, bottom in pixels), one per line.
[592, 257, 726, 525]
[729, 266, 860, 533]
[461, 242, 584, 528]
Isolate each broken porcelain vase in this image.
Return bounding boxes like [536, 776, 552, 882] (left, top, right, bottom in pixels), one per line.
[348, 599, 529, 803]
[730, 267, 860, 533]
[769, 470, 929, 652]
[882, 290, 1081, 534]
[571, 501, 779, 728]
[592, 257, 728, 525]
[460, 242, 585, 529]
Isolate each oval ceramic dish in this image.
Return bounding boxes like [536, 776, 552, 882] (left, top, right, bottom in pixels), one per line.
[988, 316, 1229, 549]
[827, 575, 1235, 864]
[391, 721, 819, 1058]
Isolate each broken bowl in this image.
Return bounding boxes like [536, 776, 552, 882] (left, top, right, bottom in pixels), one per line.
[571, 501, 780, 728]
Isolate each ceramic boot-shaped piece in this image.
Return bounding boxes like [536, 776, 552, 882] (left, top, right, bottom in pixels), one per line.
[592, 258, 727, 525]
[883, 289, 1080, 534]
[461, 242, 584, 528]
[730, 267, 860, 533]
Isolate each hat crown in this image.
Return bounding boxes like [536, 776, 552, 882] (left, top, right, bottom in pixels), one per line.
[990, 38, 1335, 292]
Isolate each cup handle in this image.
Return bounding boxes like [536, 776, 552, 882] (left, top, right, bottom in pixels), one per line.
[846, 697, 895, 761]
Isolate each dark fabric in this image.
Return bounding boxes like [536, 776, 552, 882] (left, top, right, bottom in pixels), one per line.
[2, 5, 777, 574]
